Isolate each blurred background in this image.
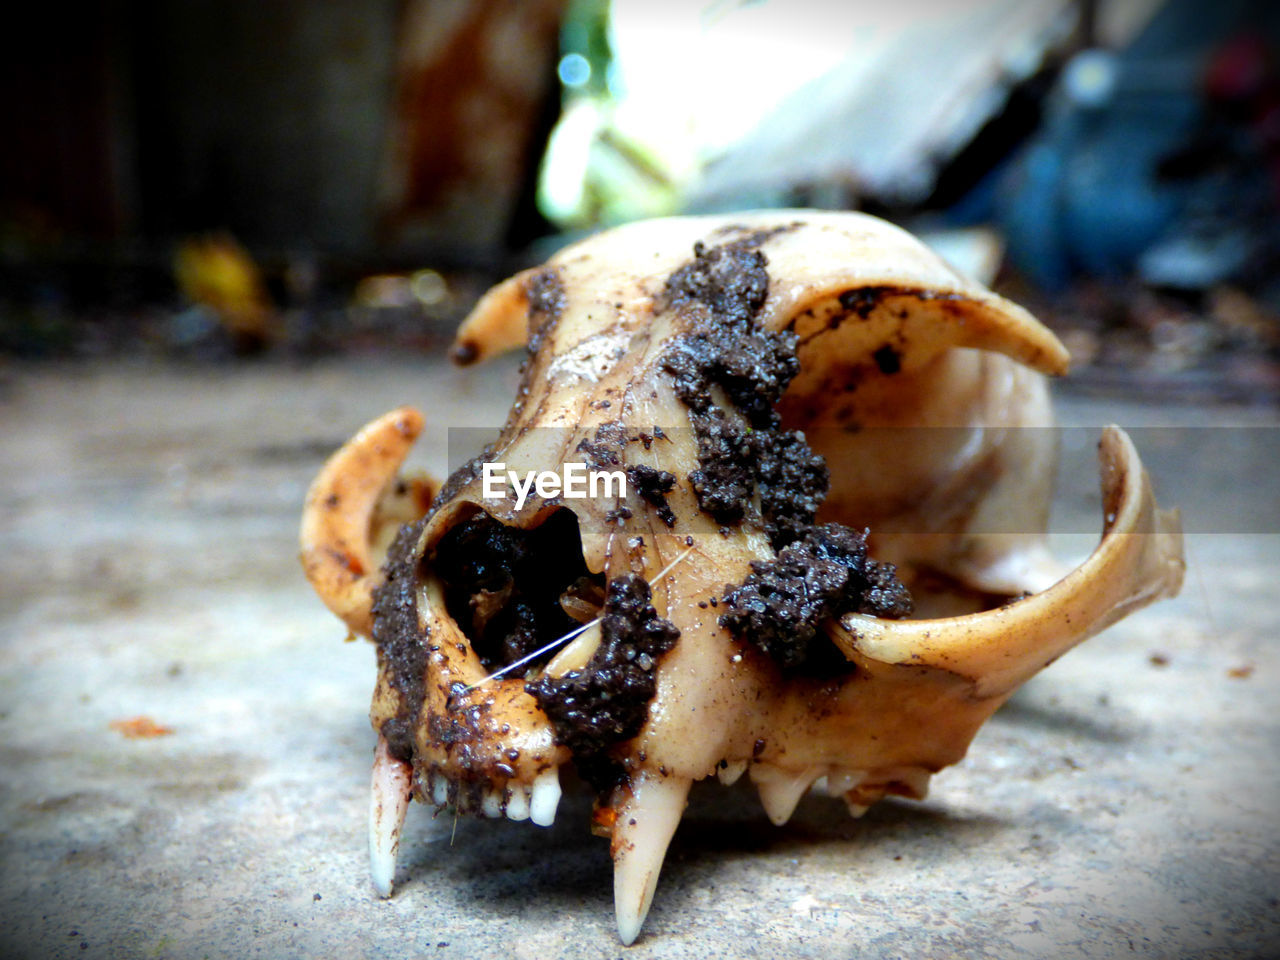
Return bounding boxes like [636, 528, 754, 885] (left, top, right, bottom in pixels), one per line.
[2, 0, 1279, 398]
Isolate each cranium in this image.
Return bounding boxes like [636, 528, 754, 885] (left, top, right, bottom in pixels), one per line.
[299, 211, 1184, 944]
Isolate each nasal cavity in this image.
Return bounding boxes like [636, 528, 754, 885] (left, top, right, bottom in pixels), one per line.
[431, 508, 603, 674]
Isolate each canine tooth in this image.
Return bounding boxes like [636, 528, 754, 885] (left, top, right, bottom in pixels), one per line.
[369, 737, 412, 898]
[612, 772, 691, 946]
[482, 787, 503, 818]
[716, 759, 748, 786]
[529, 768, 562, 826]
[505, 784, 530, 821]
[751, 764, 822, 826]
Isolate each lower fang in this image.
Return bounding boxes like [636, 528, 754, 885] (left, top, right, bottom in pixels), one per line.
[529, 768, 562, 827]
[369, 737, 412, 898]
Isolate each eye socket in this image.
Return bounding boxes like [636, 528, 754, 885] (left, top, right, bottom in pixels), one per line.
[431, 508, 604, 674]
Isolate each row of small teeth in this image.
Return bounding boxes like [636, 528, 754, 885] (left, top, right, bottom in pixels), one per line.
[424, 767, 562, 826]
[372, 740, 930, 947]
[369, 739, 564, 899]
[719, 760, 881, 825]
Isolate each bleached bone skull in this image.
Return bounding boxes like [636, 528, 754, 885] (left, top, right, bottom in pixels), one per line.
[299, 211, 1184, 945]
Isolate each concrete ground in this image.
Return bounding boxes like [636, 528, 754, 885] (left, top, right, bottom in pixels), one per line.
[1, 356, 1277, 959]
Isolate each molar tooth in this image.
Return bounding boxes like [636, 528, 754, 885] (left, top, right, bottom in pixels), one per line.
[898, 767, 932, 799]
[827, 769, 867, 797]
[369, 737, 412, 898]
[612, 772, 692, 946]
[750, 763, 823, 826]
[505, 783, 530, 821]
[716, 759, 747, 786]
[529, 768, 562, 827]
[431, 771, 449, 806]
[837, 770, 874, 818]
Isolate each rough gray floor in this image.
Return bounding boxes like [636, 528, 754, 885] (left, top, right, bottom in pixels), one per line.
[1, 357, 1277, 960]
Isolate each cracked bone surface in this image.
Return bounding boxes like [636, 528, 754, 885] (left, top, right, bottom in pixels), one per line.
[299, 211, 1185, 945]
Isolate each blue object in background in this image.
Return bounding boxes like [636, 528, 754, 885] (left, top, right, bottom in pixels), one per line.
[994, 0, 1278, 291]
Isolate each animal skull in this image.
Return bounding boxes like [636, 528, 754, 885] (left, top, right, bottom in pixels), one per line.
[300, 211, 1184, 944]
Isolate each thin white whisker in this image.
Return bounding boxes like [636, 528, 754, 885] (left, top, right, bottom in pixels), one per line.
[458, 617, 602, 695]
[456, 545, 696, 697]
[651, 544, 696, 585]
